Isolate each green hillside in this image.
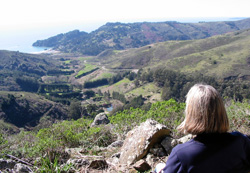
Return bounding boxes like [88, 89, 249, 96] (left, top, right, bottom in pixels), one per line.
[0, 91, 68, 128]
[33, 18, 250, 55]
[94, 29, 250, 79]
[0, 50, 59, 91]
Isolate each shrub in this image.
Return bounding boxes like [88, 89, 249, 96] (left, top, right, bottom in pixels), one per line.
[109, 99, 185, 138]
[0, 132, 8, 153]
[226, 100, 250, 135]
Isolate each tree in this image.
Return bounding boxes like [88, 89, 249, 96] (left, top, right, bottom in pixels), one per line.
[69, 101, 82, 120]
[83, 90, 95, 99]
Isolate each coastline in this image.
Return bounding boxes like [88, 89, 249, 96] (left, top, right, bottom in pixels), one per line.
[31, 48, 60, 55]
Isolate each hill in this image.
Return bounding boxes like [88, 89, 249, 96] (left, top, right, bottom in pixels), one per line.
[0, 91, 68, 128]
[93, 28, 250, 80]
[0, 50, 59, 91]
[32, 18, 250, 55]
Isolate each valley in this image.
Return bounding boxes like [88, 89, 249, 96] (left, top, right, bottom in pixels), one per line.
[0, 18, 250, 172]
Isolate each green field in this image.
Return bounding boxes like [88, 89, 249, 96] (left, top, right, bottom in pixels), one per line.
[75, 64, 98, 78]
[91, 72, 114, 81]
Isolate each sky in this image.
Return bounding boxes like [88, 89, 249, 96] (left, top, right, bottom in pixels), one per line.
[1, 0, 250, 34]
[0, 0, 250, 51]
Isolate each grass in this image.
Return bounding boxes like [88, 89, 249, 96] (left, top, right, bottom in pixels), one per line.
[0, 91, 49, 101]
[75, 64, 98, 78]
[113, 78, 130, 86]
[91, 72, 114, 81]
[63, 60, 71, 64]
[126, 83, 162, 102]
[99, 78, 134, 94]
[78, 57, 94, 61]
[127, 83, 159, 96]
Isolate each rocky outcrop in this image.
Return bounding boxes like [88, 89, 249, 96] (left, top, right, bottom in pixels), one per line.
[0, 119, 194, 172]
[91, 113, 110, 127]
[119, 119, 170, 165]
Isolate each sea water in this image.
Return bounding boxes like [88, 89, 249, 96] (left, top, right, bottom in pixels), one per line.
[0, 31, 52, 53]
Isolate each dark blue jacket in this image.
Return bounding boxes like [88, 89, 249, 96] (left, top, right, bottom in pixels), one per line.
[163, 132, 250, 173]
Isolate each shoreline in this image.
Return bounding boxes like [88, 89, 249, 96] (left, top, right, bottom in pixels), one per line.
[31, 48, 60, 55]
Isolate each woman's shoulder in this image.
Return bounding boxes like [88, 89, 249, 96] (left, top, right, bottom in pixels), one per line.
[230, 131, 250, 144]
[171, 139, 204, 155]
[231, 131, 249, 138]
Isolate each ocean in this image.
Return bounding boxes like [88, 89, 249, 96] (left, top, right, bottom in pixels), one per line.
[0, 30, 54, 53]
[0, 17, 246, 54]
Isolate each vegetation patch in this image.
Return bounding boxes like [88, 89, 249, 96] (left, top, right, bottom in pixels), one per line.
[126, 83, 160, 98]
[75, 64, 99, 78]
[91, 72, 114, 81]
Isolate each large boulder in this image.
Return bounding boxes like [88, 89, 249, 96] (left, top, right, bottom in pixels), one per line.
[91, 113, 110, 127]
[119, 119, 170, 165]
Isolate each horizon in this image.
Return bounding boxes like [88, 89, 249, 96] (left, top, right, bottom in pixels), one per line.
[1, 0, 250, 32]
[0, 17, 248, 53]
[2, 0, 250, 53]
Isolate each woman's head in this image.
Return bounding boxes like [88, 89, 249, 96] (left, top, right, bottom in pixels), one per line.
[178, 84, 229, 135]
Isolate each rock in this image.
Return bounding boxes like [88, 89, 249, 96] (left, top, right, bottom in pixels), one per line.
[66, 158, 89, 169]
[119, 119, 170, 165]
[88, 160, 108, 170]
[111, 152, 121, 158]
[177, 134, 193, 144]
[0, 159, 16, 170]
[14, 163, 32, 173]
[145, 154, 154, 166]
[106, 152, 121, 165]
[107, 156, 120, 165]
[91, 113, 110, 127]
[149, 147, 166, 157]
[133, 159, 151, 172]
[129, 168, 138, 173]
[92, 146, 106, 153]
[171, 139, 179, 146]
[161, 136, 177, 154]
[107, 140, 124, 152]
[79, 148, 88, 154]
[108, 140, 123, 148]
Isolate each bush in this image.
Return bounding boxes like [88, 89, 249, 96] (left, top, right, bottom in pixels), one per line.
[226, 100, 250, 135]
[0, 132, 8, 153]
[109, 99, 185, 138]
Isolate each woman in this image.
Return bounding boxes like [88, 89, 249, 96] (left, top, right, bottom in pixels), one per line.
[163, 84, 250, 173]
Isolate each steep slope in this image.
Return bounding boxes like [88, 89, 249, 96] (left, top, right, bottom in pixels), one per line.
[0, 91, 68, 128]
[94, 29, 250, 80]
[32, 18, 250, 55]
[0, 50, 56, 74]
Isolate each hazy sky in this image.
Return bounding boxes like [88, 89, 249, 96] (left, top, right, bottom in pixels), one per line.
[1, 0, 250, 33]
[0, 0, 250, 39]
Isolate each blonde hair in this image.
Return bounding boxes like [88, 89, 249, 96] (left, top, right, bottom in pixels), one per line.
[178, 84, 229, 135]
